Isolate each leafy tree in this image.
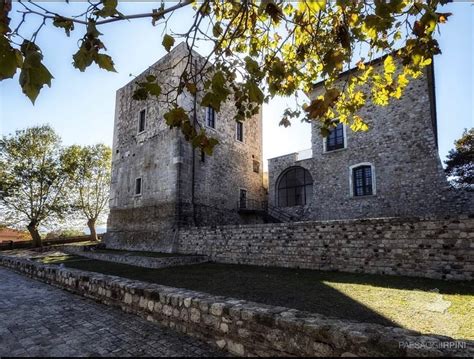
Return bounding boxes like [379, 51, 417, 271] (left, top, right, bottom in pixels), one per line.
[1, 0, 453, 153]
[0, 125, 69, 247]
[445, 128, 474, 190]
[62, 144, 111, 241]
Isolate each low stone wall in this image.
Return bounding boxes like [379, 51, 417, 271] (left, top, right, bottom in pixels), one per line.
[0, 236, 99, 251]
[178, 216, 474, 281]
[0, 255, 471, 357]
[62, 246, 209, 269]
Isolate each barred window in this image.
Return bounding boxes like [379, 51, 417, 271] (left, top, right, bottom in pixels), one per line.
[326, 123, 345, 151]
[206, 107, 215, 128]
[352, 165, 373, 196]
[277, 167, 313, 207]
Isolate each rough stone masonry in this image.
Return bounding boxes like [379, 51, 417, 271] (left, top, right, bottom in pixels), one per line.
[106, 43, 266, 251]
[178, 216, 474, 281]
[268, 59, 473, 221]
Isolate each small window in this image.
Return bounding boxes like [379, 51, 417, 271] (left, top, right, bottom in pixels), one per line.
[138, 110, 146, 133]
[236, 121, 244, 142]
[326, 123, 345, 151]
[352, 166, 373, 196]
[135, 177, 142, 196]
[239, 189, 247, 209]
[206, 107, 215, 128]
[201, 150, 205, 163]
[253, 160, 260, 174]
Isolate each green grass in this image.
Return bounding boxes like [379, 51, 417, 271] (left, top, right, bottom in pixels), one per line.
[41, 256, 474, 340]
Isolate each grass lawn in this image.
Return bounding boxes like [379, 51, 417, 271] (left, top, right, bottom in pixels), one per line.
[40, 255, 474, 340]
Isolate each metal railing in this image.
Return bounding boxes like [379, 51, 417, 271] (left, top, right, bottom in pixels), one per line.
[266, 204, 295, 222]
[237, 198, 298, 223]
[237, 198, 267, 211]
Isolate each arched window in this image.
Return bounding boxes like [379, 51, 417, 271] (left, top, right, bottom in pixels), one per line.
[277, 167, 313, 207]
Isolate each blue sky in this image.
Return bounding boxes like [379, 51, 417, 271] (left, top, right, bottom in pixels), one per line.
[0, 2, 472, 171]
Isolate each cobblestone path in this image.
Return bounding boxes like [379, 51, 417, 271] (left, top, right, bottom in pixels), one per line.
[0, 268, 225, 357]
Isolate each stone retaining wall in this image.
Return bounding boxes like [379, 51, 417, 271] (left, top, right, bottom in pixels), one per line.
[0, 255, 471, 357]
[62, 246, 209, 269]
[178, 216, 474, 281]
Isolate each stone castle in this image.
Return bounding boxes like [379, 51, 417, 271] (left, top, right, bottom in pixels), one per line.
[105, 43, 472, 251]
[106, 43, 266, 250]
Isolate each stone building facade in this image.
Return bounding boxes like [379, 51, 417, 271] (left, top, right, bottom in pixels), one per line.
[268, 59, 473, 221]
[106, 43, 266, 250]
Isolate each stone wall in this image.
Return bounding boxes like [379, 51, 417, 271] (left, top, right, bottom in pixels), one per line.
[268, 62, 474, 221]
[1, 256, 471, 357]
[177, 216, 474, 281]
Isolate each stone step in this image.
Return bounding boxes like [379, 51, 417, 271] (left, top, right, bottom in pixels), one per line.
[61, 246, 209, 269]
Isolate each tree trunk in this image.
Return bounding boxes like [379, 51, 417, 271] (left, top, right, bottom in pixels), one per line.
[87, 218, 98, 241]
[27, 221, 42, 248]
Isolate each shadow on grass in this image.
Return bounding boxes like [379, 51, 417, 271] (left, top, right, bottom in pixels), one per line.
[53, 259, 474, 328]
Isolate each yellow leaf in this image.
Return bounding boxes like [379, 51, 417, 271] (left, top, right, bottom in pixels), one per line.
[420, 57, 432, 66]
[351, 115, 369, 131]
[383, 55, 396, 75]
[356, 60, 365, 70]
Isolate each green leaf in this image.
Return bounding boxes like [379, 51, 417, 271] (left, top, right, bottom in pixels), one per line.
[162, 34, 175, 52]
[143, 82, 161, 97]
[212, 22, 223, 37]
[95, 53, 116, 72]
[72, 47, 93, 72]
[95, 0, 119, 18]
[164, 107, 189, 128]
[86, 21, 102, 38]
[52, 16, 74, 36]
[186, 82, 197, 95]
[246, 80, 264, 104]
[261, 0, 283, 23]
[132, 88, 148, 101]
[244, 56, 261, 77]
[0, 36, 22, 80]
[279, 117, 291, 127]
[19, 41, 53, 104]
[211, 71, 226, 92]
[201, 92, 221, 112]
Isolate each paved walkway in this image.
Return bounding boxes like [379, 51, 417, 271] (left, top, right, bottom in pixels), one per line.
[0, 268, 225, 357]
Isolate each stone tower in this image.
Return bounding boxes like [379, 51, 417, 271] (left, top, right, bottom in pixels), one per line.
[105, 43, 266, 251]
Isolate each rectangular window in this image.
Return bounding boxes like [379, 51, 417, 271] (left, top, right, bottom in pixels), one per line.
[239, 189, 247, 209]
[236, 121, 244, 142]
[138, 110, 146, 133]
[326, 123, 345, 151]
[206, 107, 215, 128]
[253, 160, 260, 173]
[135, 177, 142, 195]
[201, 150, 205, 163]
[353, 166, 373, 196]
